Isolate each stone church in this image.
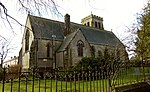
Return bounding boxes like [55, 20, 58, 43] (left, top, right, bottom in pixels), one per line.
[19, 14, 128, 71]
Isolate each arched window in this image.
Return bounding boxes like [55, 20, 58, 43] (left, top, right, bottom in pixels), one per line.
[91, 46, 95, 57]
[25, 30, 30, 51]
[77, 40, 84, 57]
[46, 42, 52, 58]
[98, 22, 101, 28]
[95, 21, 97, 28]
[98, 50, 103, 58]
[46, 43, 50, 57]
[87, 22, 90, 26]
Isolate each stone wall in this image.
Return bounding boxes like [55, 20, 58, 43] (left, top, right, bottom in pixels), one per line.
[92, 43, 127, 61]
[68, 30, 91, 66]
[22, 17, 34, 70]
[33, 39, 62, 68]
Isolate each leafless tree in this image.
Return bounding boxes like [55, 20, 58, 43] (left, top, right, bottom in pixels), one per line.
[0, 38, 15, 68]
[0, 0, 62, 62]
[0, 0, 61, 30]
[120, 25, 138, 57]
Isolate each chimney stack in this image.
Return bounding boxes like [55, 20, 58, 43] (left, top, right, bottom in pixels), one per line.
[64, 14, 70, 36]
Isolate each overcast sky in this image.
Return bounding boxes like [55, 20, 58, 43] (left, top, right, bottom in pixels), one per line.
[0, 0, 147, 60]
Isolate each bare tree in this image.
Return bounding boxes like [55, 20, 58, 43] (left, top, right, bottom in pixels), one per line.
[0, 38, 15, 68]
[121, 26, 138, 57]
[123, 1, 150, 62]
[0, 0, 62, 62]
[0, 0, 61, 30]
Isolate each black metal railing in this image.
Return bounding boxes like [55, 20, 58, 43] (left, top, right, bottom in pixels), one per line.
[0, 67, 112, 92]
[1, 63, 150, 92]
[110, 62, 150, 90]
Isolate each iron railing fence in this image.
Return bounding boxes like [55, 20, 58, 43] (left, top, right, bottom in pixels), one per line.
[110, 64, 150, 90]
[1, 63, 150, 92]
[0, 67, 112, 92]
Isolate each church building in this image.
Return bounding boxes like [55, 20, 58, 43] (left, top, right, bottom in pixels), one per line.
[19, 14, 128, 71]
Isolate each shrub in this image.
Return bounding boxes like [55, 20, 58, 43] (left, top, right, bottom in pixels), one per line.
[8, 64, 22, 73]
[73, 57, 103, 71]
[68, 56, 118, 80]
[58, 57, 105, 81]
[5, 64, 22, 80]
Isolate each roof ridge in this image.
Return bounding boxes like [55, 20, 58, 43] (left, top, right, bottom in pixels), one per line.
[29, 15, 112, 34]
[28, 14, 64, 24]
[70, 22, 113, 34]
[57, 30, 79, 52]
[28, 14, 121, 46]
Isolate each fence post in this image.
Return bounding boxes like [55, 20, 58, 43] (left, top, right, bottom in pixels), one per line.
[81, 67, 84, 92]
[55, 68, 58, 92]
[32, 67, 35, 92]
[2, 67, 6, 92]
[89, 67, 92, 92]
[108, 78, 112, 92]
[74, 70, 76, 92]
[18, 67, 21, 92]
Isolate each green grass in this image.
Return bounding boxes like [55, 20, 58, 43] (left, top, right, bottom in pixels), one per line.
[112, 67, 150, 87]
[1, 67, 150, 92]
[0, 78, 110, 92]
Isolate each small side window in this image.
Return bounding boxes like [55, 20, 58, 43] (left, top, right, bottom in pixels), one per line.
[77, 40, 84, 57]
[25, 30, 30, 51]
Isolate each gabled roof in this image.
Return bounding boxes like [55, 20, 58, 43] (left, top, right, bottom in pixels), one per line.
[58, 30, 79, 52]
[28, 15, 121, 46]
[80, 27, 120, 45]
[28, 15, 64, 40]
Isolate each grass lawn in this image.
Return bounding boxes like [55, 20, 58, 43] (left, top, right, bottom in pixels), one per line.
[1, 67, 150, 92]
[112, 67, 150, 87]
[0, 78, 110, 92]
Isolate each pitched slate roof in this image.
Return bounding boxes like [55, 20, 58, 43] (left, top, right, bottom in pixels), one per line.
[28, 15, 121, 46]
[80, 27, 120, 45]
[58, 30, 79, 52]
[29, 15, 64, 40]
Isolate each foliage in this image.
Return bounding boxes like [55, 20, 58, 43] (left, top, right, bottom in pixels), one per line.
[70, 47, 122, 77]
[7, 64, 22, 73]
[59, 46, 126, 80]
[5, 64, 22, 80]
[135, 1, 150, 61]
[73, 57, 102, 70]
